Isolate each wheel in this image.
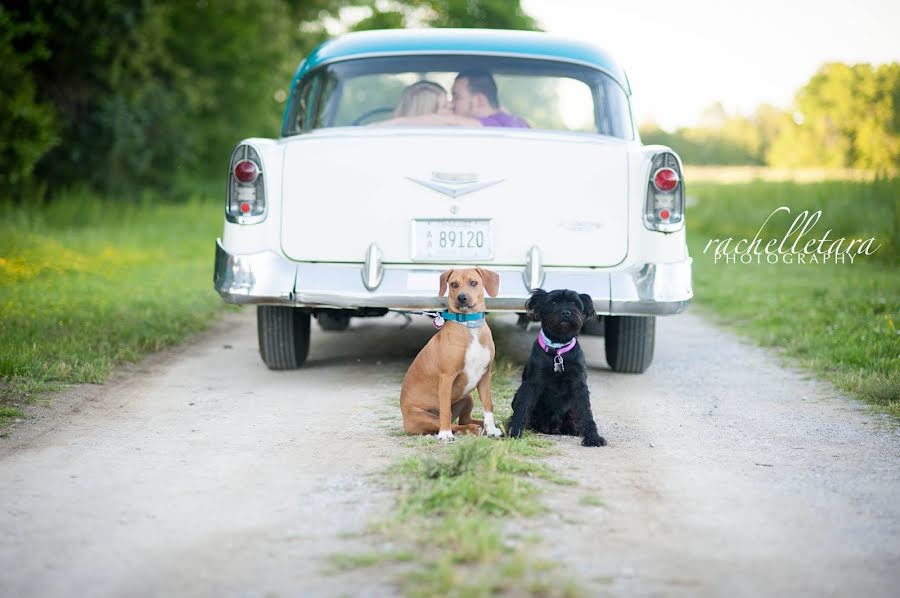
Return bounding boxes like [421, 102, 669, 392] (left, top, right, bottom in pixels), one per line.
[317, 310, 351, 331]
[257, 306, 310, 369]
[580, 315, 604, 336]
[604, 315, 655, 373]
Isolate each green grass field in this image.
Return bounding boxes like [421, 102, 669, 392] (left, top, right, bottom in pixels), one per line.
[0, 190, 226, 424]
[686, 178, 899, 416]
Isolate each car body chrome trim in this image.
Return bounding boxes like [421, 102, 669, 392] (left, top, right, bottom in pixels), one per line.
[523, 245, 545, 291]
[405, 176, 506, 198]
[214, 239, 692, 316]
[362, 242, 384, 290]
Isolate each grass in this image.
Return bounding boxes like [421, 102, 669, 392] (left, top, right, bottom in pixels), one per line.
[578, 494, 605, 507]
[332, 345, 585, 597]
[0, 187, 226, 422]
[686, 178, 899, 417]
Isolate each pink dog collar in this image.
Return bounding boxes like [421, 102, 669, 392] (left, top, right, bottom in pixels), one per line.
[537, 329, 576, 373]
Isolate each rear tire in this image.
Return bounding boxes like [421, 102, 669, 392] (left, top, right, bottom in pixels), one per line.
[257, 306, 310, 370]
[605, 316, 655, 373]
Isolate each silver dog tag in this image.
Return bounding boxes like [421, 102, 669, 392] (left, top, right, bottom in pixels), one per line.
[553, 354, 564, 372]
[433, 314, 445, 329]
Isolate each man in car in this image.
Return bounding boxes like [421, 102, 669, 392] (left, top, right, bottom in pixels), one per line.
[450, 69, 529, 128]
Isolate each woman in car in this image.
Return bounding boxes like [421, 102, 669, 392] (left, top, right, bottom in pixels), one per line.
[393, 80, 451, 117]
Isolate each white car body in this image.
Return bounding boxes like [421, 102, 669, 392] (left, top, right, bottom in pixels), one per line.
[213, 29, 692, 372]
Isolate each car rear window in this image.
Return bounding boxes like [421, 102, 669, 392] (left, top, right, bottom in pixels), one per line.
[283, 55, 633, 140]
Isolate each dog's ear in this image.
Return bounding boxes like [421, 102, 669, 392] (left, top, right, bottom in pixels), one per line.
[579, 293, 596, 320]
[475, 268, 500, 297]
[438, 269, 454, 297]
[525, 289, 548, 321]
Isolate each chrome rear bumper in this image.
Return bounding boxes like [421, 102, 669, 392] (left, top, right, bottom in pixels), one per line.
[213, 239, 692, 316]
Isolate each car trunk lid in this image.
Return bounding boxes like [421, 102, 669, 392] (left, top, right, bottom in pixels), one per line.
[279, 130, 628, 267]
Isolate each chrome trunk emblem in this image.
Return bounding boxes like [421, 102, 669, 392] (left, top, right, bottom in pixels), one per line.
[406, 171, 505, 199]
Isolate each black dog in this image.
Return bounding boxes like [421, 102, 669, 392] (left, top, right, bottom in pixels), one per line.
[507, 289, 606, 447]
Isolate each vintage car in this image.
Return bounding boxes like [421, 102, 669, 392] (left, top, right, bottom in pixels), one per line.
[214, 28, 692, 373]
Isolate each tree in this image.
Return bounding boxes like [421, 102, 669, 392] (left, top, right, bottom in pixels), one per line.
[0, 5, 57, 190]
[416, 0, 540, 30]
[4, 0, 540, 197]
[768, 62, 900, 171]
[346, 0, 540, 31]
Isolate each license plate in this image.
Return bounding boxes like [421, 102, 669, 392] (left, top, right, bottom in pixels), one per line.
[412, 219, 493, 261]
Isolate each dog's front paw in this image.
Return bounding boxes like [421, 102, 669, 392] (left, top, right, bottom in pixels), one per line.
[507, 423, 524, 438]
[482, 412, 503, 438]
[436, 430, 455, 443]
[582, 433, 607, 447]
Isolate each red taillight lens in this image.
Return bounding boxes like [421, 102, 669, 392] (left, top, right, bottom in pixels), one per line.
[226, 144, 266, 224]
[234, 160, 259, 183]
[653, 167, 679, 192]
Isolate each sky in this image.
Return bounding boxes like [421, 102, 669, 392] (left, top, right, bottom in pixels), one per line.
[521, 0, 900, 130]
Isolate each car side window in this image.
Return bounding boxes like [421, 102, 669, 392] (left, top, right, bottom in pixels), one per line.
[297, 77, 317, 132]
[312, 73, 339, 129]
[284, 73, 319, 135]
[598, 78, 633, 140]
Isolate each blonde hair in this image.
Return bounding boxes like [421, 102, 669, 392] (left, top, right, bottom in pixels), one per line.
[394, 81, 447, 117]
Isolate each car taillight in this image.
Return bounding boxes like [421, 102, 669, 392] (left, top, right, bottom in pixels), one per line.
[644, 153, 684, 232]
[226, 144, 266, 224]
[234, 159, 259, 183]
[653, 167, 679, 192]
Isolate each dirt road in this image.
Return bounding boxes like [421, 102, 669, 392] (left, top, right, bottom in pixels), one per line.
[1, 310, 898, 597]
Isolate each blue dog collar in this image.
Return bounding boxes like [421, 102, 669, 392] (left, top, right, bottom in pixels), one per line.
[440, 310, 486, 328]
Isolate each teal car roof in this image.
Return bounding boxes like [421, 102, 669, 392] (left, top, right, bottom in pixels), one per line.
[293, 28, 630, 94]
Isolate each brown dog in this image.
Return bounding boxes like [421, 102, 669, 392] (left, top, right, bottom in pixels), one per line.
[400, 268, 503, 441]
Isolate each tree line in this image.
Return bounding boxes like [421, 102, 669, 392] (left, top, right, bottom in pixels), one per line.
[3, 2, 896, 200]
[1, 0, 537, 198]
[641, 62, 900, 171]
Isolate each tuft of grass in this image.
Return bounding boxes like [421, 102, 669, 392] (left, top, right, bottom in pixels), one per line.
[0, 189, 226, 419]
[0, 405, 23, 427]
[335, 354, 589, 597]
[579, 494, 605, 507]
[395, 436, 569, 519]
[687, 179, 899, 417]
[328, 550, 416, 572]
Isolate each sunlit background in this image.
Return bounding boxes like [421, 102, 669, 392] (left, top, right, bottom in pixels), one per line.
[523, 0, 900, 131]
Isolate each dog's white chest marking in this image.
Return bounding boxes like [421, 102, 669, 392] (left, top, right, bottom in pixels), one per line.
[462, 328, 490, 395]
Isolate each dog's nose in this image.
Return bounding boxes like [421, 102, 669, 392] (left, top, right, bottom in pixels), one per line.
[457, 293, 468, 304]
[561, 309, 572, 318]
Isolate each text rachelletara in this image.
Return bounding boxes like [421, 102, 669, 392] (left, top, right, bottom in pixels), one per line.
[704, 206, 881, 264]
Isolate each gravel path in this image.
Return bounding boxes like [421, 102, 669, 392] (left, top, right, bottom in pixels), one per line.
[501, 311, 900, 597]
[1, 309, 898, 597]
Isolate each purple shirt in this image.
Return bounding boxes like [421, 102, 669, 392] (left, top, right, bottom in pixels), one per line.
[478, 112, 530, 128]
